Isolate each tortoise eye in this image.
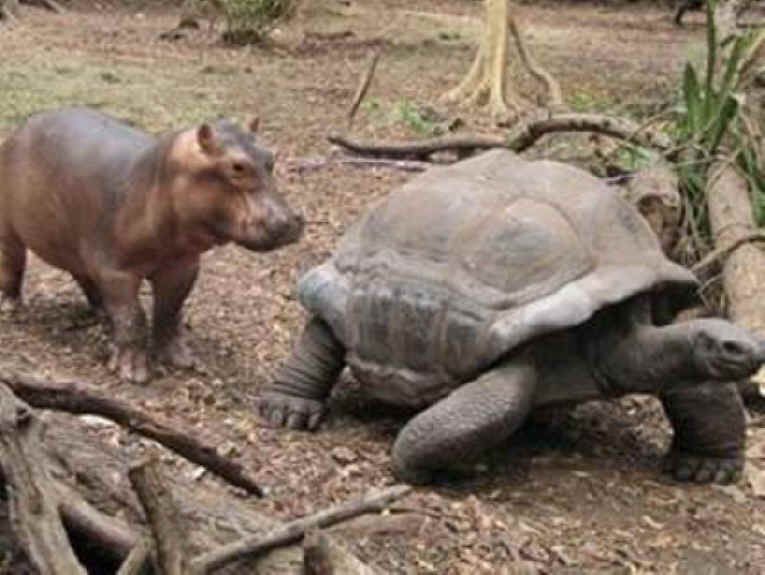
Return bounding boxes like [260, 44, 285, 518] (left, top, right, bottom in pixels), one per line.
[232, 162, 246, 174]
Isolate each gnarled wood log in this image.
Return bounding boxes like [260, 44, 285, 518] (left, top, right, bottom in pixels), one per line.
[0, 384, 86, 574]
[0, 383, 415, 574]
[706, 163, 765, 395]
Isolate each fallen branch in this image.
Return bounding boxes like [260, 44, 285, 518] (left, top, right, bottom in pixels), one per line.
[329, 113, 671, 161]
[691, 230, 765, 273]
[328, 133, 507, 160]
[0, 383, 87, 574]
[129, 458, 189, 575]
[706, 162, 765, 335]
[348, 47, 382, 128]
[0, 368, 264, 496]
[190, 484, 412, 574]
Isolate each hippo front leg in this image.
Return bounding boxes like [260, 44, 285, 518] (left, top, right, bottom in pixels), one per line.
[150, 262, 199, 370]
[661, 382, 745, 484]
[0, 231, 26, 313]
[99, 271, 149, 383]
[392, 359, 536, 484]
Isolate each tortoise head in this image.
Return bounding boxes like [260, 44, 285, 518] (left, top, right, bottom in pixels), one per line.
[691, 319, 765, 380]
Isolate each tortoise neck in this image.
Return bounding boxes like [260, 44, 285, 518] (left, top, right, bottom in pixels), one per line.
[589, 322, 698, 396]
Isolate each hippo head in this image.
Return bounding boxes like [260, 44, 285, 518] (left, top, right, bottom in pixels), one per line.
[167, 116, 304, 252]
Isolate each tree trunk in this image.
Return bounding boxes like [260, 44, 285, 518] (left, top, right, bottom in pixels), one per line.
[441, 0, 561, 123]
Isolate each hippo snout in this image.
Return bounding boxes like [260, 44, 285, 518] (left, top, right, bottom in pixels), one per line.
[271, 208, 304, 245]
[237, 201, 304, 251]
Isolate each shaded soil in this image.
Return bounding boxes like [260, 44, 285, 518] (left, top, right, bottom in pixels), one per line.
[0, 1, 764, 573]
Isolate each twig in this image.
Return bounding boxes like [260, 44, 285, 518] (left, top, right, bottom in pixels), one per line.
[129, 458, 189, 575]
[190, 484, 412, 574]
[116, 538, 151, 575]
[328, 112, 672, 161]
[0, 383, 87, 574]
[348, 47, 382, 128]
[692, 230, 765, 273]
[0, 368, 264, 496]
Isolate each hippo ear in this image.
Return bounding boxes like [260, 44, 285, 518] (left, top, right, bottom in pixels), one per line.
[247, 116, 260, 133]
[197, 123, 219, 155]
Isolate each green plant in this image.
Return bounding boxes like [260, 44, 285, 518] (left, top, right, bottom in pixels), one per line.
[393, 100, 438, 136]
[220, 0, 294, 45]
[672, 0, 765, 258]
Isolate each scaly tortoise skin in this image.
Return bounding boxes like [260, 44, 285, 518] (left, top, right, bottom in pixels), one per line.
[260, 150, 764, 485]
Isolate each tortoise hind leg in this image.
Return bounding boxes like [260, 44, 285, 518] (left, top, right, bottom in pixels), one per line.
[392, 359, 537, 484]
[661, 382, 745, 484]
[259, 317, 345, 430]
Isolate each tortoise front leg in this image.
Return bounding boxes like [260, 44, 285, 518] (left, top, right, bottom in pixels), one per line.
[258, 317, 346, 430]
[661, 382, 745, 484]
[392, 358, 537, 484]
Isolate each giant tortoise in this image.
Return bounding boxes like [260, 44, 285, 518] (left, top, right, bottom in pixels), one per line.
[259, 150, 764, 485]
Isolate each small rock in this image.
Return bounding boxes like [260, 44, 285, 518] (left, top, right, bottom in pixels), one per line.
[331, 446, 357, 464]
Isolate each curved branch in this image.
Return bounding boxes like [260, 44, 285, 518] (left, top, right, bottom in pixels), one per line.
[329, 112, 672, 161]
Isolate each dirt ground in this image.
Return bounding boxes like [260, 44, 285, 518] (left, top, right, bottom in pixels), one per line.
[1, 1, 764, 573]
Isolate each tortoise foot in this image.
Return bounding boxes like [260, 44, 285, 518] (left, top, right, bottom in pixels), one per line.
[663, 448, 742, 484]
[257, 392, 325, 430]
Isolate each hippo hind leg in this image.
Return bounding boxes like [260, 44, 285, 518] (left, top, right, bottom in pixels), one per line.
[661, 382, 745, 484]
[0, 229, 26, 313]
[258, 317, 345, 430]
[392, 358, 536, 484]
[73, 274, 104, 311]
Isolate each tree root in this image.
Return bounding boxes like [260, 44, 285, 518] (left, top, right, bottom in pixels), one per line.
[0, 368, 413, 573]
[328, 112, 671, 161]
[0, 367, 264, 496]
[441, 0, 562, 122]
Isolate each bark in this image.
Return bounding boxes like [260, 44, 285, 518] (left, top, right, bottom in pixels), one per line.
[0, 384, 86, 574]
[0, 367, 263, 496]
[129, 458, 189, 575]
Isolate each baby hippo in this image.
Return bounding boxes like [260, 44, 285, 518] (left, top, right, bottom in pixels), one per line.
[0, 108, 303, 382]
